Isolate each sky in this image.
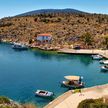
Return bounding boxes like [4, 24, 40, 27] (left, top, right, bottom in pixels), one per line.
[0, 0, 108, 18]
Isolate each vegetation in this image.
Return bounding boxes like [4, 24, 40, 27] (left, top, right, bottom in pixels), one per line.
[78, 98, 108, 108]
[0, 96, 37, 108]
[0, 12, 108, 48]
[0, 96, 10, 104]
[81, 32, 93, 47]
[103, 35, 108, 49]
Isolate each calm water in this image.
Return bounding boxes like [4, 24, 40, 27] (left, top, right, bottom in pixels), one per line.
[0, 43, 108, 107]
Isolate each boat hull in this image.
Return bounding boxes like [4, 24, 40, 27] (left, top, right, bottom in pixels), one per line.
[101, 66, 108, 71]
[61, 81, 84, 89]
[12, 46, 28, 50]
[12, 44, 28, 50]
[92, 55, 103, 60]
[100, 60, 108, 64]
[35, 90, 54, 98]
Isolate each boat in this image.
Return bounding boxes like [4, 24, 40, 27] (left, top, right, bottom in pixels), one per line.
[35, 90, 54, 98]
[101, 65, 108, 71]
[61, 75, 84, 89]
[12, 43, 28, 50]
[91, 55, 103, 60]
[100, 60, 108, 64]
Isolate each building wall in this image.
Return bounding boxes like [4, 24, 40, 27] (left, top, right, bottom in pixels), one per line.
[36, 36, 52, 41]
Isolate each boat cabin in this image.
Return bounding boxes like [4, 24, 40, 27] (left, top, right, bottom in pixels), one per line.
[64, 76, 82, 84]
[61, 75, 84, 89]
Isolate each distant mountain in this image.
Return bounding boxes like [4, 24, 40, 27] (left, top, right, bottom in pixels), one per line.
[17, 9, 86, 16]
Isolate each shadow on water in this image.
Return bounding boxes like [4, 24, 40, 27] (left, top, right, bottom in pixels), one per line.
[72, 54, 93, 66]
[100, 69, 108, 73]
[12, 49, 28, 52]
[33, 49, 93, 66]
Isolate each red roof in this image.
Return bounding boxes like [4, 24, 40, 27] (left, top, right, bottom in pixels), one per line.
[37, 34, 52, 37]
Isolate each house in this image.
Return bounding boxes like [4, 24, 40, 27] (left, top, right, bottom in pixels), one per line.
[36, 34, 52, 44]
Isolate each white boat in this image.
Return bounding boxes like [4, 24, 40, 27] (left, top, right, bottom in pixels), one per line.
[91, 55, 103, 60]
[12, 42, 28, 50]
[101, 65, 108, 71]
[61, 75, 84, 89]
[35, 90, 54, 97]
[100, 60, 108, 64]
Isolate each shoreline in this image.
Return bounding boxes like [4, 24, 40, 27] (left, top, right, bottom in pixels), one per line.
[1, 39, 108, 59]
[45, 83, 108, 108]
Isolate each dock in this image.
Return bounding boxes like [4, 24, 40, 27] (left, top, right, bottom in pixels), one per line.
[44, 83, 108, 108]
[58, 48, 108, 59]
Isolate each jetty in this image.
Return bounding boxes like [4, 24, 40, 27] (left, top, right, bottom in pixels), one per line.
[44, 84, 108, 108]
[58, 48, 108, 59]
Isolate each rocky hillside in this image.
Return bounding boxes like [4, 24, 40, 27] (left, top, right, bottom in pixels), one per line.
[0, 9, 108, 48]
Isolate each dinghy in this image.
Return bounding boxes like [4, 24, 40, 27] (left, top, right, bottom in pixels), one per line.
[35, 90, 54, 98]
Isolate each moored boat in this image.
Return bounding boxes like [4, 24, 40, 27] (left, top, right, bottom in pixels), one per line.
[101, 65, 108, 71]
[91, 55, 103, 60]
[61, 75, 84, 89]
[12, 42, 28, 50]
[100, 60, 108, 64]
[35, 90, 54, 98]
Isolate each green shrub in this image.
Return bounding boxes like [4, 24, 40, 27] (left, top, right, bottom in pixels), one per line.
[0, 96, 10, 104]
[90, 103, 108, 108]
[78, 99, 95, 108]
[0, 106, 11, 108]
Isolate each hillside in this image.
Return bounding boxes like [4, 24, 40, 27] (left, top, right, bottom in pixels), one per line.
[17, 9, 85, 16]
[0, 9, 108, 48]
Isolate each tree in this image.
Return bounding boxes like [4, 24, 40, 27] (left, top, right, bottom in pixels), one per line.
[103, 35, 108, 49]
[81, 32, 93, 46]
[29, 39, 33, 44]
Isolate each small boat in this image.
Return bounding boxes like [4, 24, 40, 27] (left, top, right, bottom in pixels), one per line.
[35, 90, 54, 98]
[101, 65, 108, 71]
[91, 55, 103, 60]
[61, 75, 84, 89]
[12, 43, 28, 50]
[100, 60, 108, 64]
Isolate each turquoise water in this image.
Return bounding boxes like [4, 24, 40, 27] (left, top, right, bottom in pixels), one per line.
[0, 43, 108, 107]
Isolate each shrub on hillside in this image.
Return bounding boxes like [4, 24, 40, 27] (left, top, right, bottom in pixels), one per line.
[90, 103, 108, 108]
[78, 99, 96, 108]
[77, 98, 107, 108]
[0, 96, 10, 104]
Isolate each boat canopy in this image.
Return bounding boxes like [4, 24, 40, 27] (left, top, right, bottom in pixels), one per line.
[64, 76, 80, 81]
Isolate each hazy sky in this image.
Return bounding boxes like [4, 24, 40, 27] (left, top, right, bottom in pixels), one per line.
[0, 0, 108, 18]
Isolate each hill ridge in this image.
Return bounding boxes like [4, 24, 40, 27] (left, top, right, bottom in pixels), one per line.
[17, 8, 86, 16]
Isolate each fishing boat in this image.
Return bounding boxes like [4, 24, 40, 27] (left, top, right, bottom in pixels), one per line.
[61, 75, 84, 89]
[91, 55, 103, 60]
[101, 65, 108, 71]
[35, 90, 54, 98]
[100, 60, 108, 64]
[12, 43, 28, 50]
